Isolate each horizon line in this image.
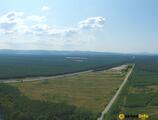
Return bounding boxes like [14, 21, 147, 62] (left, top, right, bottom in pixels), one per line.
[0, 49, 158, 55]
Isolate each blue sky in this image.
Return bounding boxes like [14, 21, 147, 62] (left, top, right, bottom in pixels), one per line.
[0, 0, 158, 53]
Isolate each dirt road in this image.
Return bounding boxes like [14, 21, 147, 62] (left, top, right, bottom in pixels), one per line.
[0, 70, 92, 83]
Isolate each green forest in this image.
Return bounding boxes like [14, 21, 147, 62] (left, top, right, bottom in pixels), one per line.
[0, 55, 132, 79]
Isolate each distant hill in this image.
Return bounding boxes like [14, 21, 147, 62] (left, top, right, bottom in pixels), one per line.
[0, 49, 127, 56]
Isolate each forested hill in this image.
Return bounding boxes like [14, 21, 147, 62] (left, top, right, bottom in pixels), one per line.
[0, 50, 133, 79]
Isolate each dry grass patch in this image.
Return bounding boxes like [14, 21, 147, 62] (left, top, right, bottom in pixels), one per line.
[11, 68, 127, 112]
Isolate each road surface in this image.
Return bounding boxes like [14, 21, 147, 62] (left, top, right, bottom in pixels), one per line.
[97, 64, 135, 120]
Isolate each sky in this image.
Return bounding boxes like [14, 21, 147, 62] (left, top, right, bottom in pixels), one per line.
[0, 0, 158, 53]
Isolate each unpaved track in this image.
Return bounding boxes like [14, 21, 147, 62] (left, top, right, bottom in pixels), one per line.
[0, 70, 92, 84]
[97, 64, 135, 120]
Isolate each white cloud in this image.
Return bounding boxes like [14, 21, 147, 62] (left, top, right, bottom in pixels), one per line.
[0, 11, 105, 36]
[62, 28, 79, 37]
[0, 42, 11, 49]
[0, 11, 106, 50]
[31, 24, 51, 35]
[27, 15, 46, 22]
[31, 24, 78, 37]
[78, 16, 105, 29]
[0, 11, 29, 34]
[0, 11, 24, 25]
[41, 6, 50, 11]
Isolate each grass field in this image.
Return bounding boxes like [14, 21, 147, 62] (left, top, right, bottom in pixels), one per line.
[10, 65, 128, 113]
